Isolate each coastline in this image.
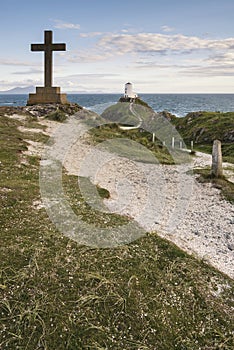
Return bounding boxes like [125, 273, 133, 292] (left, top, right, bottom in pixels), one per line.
[1, 93, 234, 117]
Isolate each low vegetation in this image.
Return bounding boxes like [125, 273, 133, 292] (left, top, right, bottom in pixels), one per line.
[45, 109, 67, 122]
[171, 111, 234, 163]
[0, 113, 234, 349]
[194, 168, 234, 204]
[118, 96, 152, 109]
[193, 143, 234, 164]
[89, 124, 191, 164]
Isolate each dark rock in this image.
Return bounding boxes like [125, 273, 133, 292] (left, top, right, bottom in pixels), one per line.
[227, 243, 234, 251]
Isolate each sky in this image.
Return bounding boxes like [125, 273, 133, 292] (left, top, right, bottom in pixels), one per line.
[1, 0, 234, 93]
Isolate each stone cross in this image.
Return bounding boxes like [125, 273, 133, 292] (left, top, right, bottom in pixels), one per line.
[31, 30, 66, 87]
[211, 139, 223, 177]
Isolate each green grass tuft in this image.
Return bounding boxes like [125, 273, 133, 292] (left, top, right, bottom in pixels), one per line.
[45, 109, 67, 122]
[171, 111, 234, 163]
[194, 168, 234, 203]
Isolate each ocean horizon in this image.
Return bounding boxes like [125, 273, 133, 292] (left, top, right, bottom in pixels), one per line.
[1, 93, 234, 117]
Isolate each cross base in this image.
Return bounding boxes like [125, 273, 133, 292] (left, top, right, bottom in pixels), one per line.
[27, 87, 69, 105]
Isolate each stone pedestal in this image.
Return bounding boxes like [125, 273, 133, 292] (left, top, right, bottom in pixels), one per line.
[27, 87, 69, 105]
[211, 139, 223, 177]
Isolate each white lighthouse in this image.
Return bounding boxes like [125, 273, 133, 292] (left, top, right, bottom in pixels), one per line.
[124, 82, 137, 99]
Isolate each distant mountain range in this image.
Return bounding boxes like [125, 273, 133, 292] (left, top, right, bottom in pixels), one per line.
[0, 86, 36, 94]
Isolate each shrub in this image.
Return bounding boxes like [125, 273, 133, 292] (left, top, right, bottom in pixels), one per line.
[45, 109, 67, 122]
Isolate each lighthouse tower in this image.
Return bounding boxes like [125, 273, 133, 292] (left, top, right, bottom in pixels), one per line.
[124, 82, 137, 99]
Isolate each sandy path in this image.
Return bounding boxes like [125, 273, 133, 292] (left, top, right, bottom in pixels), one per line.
[63, 122, 234, 279]
[18, 115, 234, 278]
[69, 149, 234, 278]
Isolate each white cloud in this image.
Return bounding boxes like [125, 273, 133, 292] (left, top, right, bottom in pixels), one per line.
[66, 50, 113, 63]
[181, 64, 234, 77]
[79, 32, 103, 38]
[0, 79, 41, 90]
[97, 33, 234, 55]
[66, 33, 234, 81]
[53, 19, 80, 30]
[161, 25, 175, 33]
[12, 68, 42, 75]
[0, 59, 38, 66]
[206, 52, 234, 64]
[55, 73, 122, 92]
[2, 30, 234, 92]
[57, 73, 119, 83]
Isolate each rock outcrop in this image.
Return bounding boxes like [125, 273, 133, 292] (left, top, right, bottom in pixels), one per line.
[0, 103, 82, 118]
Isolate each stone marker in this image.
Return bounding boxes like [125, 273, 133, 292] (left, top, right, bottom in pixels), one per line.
[171, 137, 175, 149]
[211, 139, 223, 177]
[27, 30, 69, 105]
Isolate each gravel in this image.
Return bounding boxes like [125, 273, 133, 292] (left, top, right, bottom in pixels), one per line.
[33, 116, 234, 279]
[64, 131, 234, 279]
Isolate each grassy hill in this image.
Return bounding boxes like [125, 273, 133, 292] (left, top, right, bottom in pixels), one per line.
[171, 111, 234, 163]
[0, 110, 234, 349]
[100, 101, 191, 165]
[89, 124, 177, 164]
[101, 102, 234, 163]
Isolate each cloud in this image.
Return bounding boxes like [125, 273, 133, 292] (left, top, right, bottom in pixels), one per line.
[79, 32, 103, 38]
[53, 19, 80, 30]
[65, 32, 234, 74]
[206, 52, 234, 64]
[97, 33, 234, 55]
[181, 64, 234, 77]
[0, 79, 41, 90]
[57, 73, 119, 83]
[54, 73, 122, 93]
[0, 59, 37, 66]
[0, 73, 121, 92]
[66, 50, 113, 63]
[161, 25, 175, 33]
[135, 61, 198, 70]
[12, 68, 42, 75]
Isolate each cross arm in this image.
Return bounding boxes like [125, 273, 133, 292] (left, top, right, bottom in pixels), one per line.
[52, 43, 66, 51]
[31, 44, 45, 51]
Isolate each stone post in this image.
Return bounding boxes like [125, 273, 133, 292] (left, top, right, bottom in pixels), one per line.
[211, 139, 223, 177]
[172, 137, 175, 149]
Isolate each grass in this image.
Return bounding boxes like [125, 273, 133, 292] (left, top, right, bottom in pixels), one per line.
[194, 143, 234, 164]
[96, 184, 111, 199]
[172, 111, 234, 143]
[89, 124, 191, 165]
[171, 111, 234, 163]
[63, 173, 129, 228]
[45, 109, 67, 122]
[101, 102, 139, 126]
[194, 168, 234, 204]
[0, 113, 234, 349]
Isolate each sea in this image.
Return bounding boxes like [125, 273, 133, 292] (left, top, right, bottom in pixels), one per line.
[1, 93, 234, 117]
